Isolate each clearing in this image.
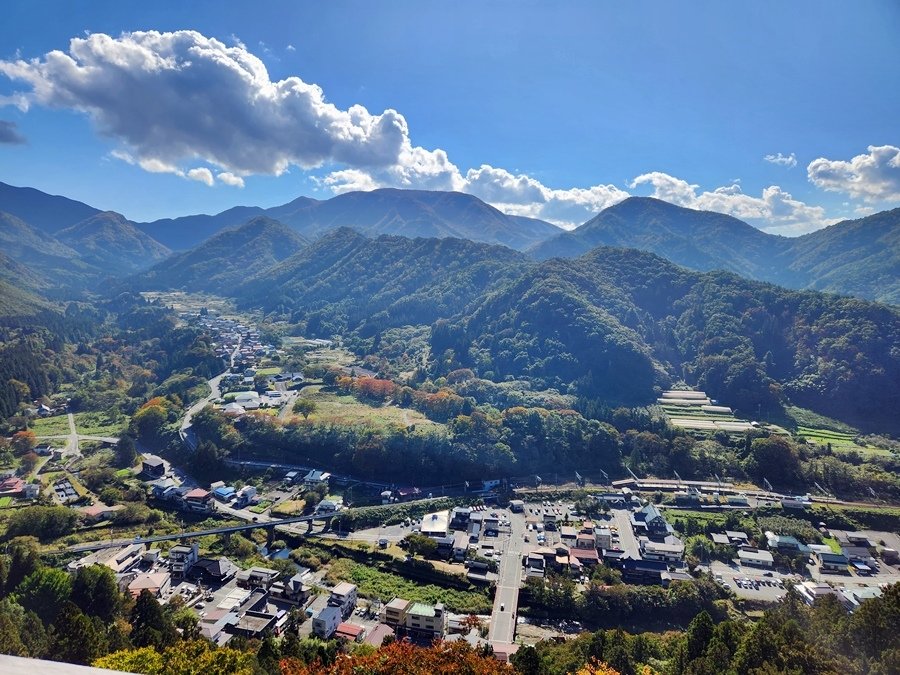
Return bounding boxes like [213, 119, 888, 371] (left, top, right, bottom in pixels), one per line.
[292, 385, 441, 431]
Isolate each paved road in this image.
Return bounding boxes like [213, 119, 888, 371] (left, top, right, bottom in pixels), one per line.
[609, 507, 640, 558]
[490, 508, 525, 646]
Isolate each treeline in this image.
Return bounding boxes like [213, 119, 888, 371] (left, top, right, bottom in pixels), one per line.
[511, 584, 900, 675]
[182, 400, 621, 484]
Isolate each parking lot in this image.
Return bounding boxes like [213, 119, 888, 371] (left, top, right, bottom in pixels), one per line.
[709, 561, 789, 601]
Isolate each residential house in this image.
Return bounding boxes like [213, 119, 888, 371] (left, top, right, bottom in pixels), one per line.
[312, 605, 342, 639]
[316, 498, 339, 514]
[631, 504, 671, 536]
[640, 539, 685, 563]
[595, 527, 612, 550]
[191, 557, 239, 583]
[270, 572, 311, 605]
[364, 623, 395, 647]
[334, 622, 366, 643]
[67, 543, 144, 575]
[328, 582, 358, 619]
[141, 457, 165, 478]
[725, 531, 750, 546]
[381, 597, 411, 628]
[213, 486, 236, 502]
[235, 485, 257, 508]
[128, 572, 171, 599]
[560, 526, 578, 547]
[284, 470, 300, 485]
[78, 503, 125, 524]
[795, 582, 851, 608]
[815, 551, 850, 572]
[236, 566, 280, 590]
[169, 543, 200, 577]
[575, 533, 595, 550]
[0, 476, 26, 497]
[738, 548, 774, 568]
[231, 610, 279, 639]
[618, 557, 668, 585]
[403, 602, 447, 642]
[766, 533, 810, 554]
[569, 547, 599, 568]
[452, 531, 470, 562]
[303, 469, 331, 488]
[181, 488, 213, 513]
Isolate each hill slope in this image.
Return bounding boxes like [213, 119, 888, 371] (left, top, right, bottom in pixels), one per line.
[136, 205, 267, 251]
[778, 208, 900, 304]
[530, 197, 900, 304]
[530, 197, 790, 278]
[56, 211, 172, 274]
[262, 188, 561, 251]
[0, 181, 101, 233]
[133, 216, 309, 292]
[234, 228, 529, 335]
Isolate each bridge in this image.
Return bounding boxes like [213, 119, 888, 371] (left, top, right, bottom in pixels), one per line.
[59, 510, 337, 555]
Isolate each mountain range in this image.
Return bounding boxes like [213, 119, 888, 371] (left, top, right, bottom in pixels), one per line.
[1, 180, 899, 305]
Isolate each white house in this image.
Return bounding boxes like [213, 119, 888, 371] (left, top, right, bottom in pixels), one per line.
[313, 605, 342, 638]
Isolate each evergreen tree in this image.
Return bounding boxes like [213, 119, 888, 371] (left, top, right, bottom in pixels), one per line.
[130, 590, 177, 650]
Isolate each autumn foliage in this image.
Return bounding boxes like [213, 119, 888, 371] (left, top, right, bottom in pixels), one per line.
[279, 640, 514, 675]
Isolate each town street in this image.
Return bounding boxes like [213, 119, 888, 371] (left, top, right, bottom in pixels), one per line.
[490, 507, 526, 646]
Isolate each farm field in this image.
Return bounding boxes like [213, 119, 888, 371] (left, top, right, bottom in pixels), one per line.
[30, 414, 70, 436]
[73, 411, 128, 437]
[293, 385, 442, 431]
[658, 390, 754, 433]
[796, 426, 891, 458]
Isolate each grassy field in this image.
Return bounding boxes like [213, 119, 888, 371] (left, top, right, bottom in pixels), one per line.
[31, 414, 71, 436]
[0, 497, 12, 508]
[796, 426, 889, 457]
[73, 411, 129, 436]
[256, 366, 282, 376]
[295, 385, 441, 431]
[325, 558, 491, 613]
[271, 499, 305, 516]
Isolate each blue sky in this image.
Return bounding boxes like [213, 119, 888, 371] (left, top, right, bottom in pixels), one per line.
[1, 1, 898, 232]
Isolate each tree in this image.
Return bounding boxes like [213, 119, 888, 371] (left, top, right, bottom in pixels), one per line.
[510, 644, 542, 675]
[11, 430, 36, 456]
[16, 567, 73, 625]
[130, 590, 177, 650]
[5, 505, 78, 541]
[403, 532, 438, 558]
[685, 610, 715, 661]
[51, 602, 108, 665]
[5, 537, 40, 590]
[293, 398, 317, 419]
[115, 434, 138, 468]
[72, 565, 122, 623]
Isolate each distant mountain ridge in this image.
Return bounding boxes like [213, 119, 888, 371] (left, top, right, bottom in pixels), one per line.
[531, 197, 900, 305]
[136, 188, 561, 251]
[56, 211, 171, 274]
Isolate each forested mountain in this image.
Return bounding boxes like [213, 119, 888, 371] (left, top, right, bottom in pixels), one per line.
[152, 228, 897, 430]
[0, 250, 48, 293]
[530, 198, 900, 304]
[0, 210, 100, 288]
[259, 188, 561, 250]
[777, 207, 900, 304]
[234, 228, 529, 336]
[56, 211, 171, 274]
[442, 246, 900, 428]
[136, 189, 560, 251]
[0, 181, 100, 233]
[136, 204, 267, 250]
[133, 216, 308, 292]
[530, 197, 788, 278]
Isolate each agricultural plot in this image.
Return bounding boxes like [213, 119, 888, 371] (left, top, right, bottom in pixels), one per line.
[659, 390, 755, 433]
[294, 385, 442, 431]
[796, 426, 889, 457]
[30, 414, 71, 436]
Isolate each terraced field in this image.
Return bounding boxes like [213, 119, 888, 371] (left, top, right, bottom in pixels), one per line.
[659, 390, 754, 433]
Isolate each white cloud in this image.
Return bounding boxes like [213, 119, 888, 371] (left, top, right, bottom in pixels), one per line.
[217, 171, 245, 188]
[286, 44, 296, 52]
[0, 30, 414, 176]
[807, 145, 900, 202]
[0, 29, 859, 232]
[764, 152, 797, 168]
[630, 171, 833, 234]
[186, 167, 214, 186]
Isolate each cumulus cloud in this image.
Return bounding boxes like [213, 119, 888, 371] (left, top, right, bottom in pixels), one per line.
[0, 119, 26, 144]
[0, 29, 856, 230]
[187, 167, 214, 186]
[807, 145, 900, 201]
[217, 171, 245, 188]
[630, 171, 832, 234]
[0, 30, 413, 176]
[764, 152, 797, 168]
